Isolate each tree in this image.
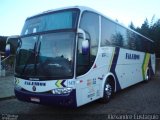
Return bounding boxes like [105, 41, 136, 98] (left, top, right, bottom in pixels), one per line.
[150, 19, 160, 57]
[150, 15, 156, 27]
[129, 22, 136, 30]
[0, 36, 7, 52]
[139, 18, 150, 38]
[134, 17, 160, 58]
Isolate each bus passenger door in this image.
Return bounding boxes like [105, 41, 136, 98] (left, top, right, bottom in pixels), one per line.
[75, 11, 101, 106]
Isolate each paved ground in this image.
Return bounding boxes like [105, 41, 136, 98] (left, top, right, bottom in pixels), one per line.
[0, 76, 160, 120]
[0, 76, 14, 99]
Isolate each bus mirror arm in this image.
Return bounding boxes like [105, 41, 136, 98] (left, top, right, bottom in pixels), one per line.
[77, 28, 86, 41]
[5, 35, 21, 56]
[17, 37, 22, 48]
[77, 28, 89, 55]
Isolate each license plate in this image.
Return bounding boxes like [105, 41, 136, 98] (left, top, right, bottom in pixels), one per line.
[30, 97, 40, 102]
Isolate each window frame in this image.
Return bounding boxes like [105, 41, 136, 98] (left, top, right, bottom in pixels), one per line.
[100, 15, 154, 53]
[76, 10, 100, 76]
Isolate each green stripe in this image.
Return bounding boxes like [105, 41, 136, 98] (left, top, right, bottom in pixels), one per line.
[142, 53, 150, 80]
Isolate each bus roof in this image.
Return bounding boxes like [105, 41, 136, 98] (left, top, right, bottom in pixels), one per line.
[26, 6, 95, 19]
[27, 6, 154, 43]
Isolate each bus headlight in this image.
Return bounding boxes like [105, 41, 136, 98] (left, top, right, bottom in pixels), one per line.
[52, 88, 73, 95]
[15, 84, 22, 90]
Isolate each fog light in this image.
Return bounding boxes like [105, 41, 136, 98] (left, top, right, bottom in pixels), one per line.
[15, 85, 22, 90]
[52, 88, 73, 95]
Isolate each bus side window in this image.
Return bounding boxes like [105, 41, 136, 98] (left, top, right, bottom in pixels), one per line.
[101, 17, 116, 47]
[116, 25, 128, 48]
[77, 11, 99, 76]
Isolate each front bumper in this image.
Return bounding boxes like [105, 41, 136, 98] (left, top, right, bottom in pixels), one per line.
[14, 88, 77, 108]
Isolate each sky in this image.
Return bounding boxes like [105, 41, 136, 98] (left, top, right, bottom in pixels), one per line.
[0, 0, 160, 36]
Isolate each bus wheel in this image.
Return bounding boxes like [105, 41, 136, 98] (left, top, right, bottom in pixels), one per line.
[100, 79, 113, 103]
[145, 69, 151, 83]
[146, 69, 151, 81]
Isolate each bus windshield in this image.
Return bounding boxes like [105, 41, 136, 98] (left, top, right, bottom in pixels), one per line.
[15, 32, 75, 79]
[21, 9, 79, 35]
[15, 9, 80, 80]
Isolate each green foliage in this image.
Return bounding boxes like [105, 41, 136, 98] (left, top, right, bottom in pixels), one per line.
[0, 36, 7, 52]
[129, 17, 160, 58]
[129, 22, 136, 30]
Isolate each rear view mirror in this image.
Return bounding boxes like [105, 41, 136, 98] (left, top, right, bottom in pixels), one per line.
[5, 44, 11, 56]
[82, 40, 89, 55]
[5, 35, 20, 56]
[77, 28, 89, 55]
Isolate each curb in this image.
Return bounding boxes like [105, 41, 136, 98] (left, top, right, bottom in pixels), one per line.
[0, 95, 16, 101]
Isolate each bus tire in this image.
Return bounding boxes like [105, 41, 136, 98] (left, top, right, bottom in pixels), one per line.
[144, 69, 151, 83]
[147, 69, 151, 80]
[100, 78, 113, 103]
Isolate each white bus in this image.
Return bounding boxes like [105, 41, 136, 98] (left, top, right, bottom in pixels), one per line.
[13, 6, 155, 107]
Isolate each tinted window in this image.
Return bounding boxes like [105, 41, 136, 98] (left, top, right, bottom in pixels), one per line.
[15, 32, 75, 79]
[21, 9, 79, 35]
[127, 30, 137, 50]
[101, 16, 154, 53]
[80, 11, 99, 59]
[116, 25, 128, 48]
[101, 17, 116, 46]
[135, 33, 142, 51]
[77, 11, 99, 76]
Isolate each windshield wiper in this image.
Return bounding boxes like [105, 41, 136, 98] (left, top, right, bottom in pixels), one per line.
[34, 41, 41, 75]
